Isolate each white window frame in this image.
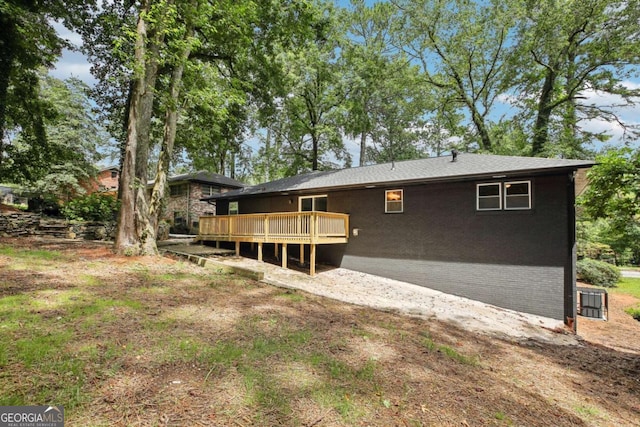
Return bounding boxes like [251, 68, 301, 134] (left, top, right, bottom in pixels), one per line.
[298, 194, 328, 212]
[228, 201, 239, 215]
[476, 183, 502, 211]
[385, 189, 404, 213]
[504, 180, 531, 210]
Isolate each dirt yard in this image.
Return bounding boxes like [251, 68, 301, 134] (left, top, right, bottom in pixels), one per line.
[1, 237, 638, 427]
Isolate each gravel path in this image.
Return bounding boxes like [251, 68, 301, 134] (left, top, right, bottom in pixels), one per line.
[210, 256, 580, 346]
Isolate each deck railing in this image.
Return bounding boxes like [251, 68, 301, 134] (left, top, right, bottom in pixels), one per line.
[198, 211, 349, 244]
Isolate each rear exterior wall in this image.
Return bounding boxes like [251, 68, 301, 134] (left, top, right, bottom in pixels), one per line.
[218, 173, 573, 320]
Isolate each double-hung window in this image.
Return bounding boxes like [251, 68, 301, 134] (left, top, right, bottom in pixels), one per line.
[477, 183, 501, 211]
[228, 201, 239, 215]
[385, 189, 404, 213]
[477, 181, 531, 211]
[504, 181, 531, 210]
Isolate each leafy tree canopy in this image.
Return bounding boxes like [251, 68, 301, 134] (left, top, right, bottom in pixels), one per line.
[580, 147, 640, 264]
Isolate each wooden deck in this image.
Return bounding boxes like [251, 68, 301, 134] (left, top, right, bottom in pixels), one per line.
[197, 212, 349, 276]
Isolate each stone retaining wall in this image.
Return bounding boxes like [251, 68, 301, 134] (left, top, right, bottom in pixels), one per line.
[0, 212, 115, 240]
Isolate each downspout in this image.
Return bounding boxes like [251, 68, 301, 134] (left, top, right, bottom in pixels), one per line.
[187, 182, 191, 232]
[565, 171, 577, 332]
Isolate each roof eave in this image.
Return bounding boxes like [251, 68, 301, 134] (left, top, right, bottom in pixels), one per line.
[202, 163, 593, 201]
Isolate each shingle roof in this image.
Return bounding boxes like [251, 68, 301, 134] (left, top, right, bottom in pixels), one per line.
[204, 153, 594, 200]
[167, 171, 246, 188]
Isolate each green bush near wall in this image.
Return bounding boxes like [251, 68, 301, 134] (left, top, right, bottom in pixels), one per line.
[577, 258, 621, 288]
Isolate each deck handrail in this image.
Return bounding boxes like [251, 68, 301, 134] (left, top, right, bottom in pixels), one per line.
[198, 211, 349, 244]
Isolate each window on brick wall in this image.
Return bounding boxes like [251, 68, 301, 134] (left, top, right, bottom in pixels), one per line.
[299, 195, 328, 212]
[477, 181, 531, 211]
[504, 181, 531, 210]
[477, 183, 501, 210]
[170, 183, 188, 197]
[201, 184, 220, 197]
[385, 189, 403, 213]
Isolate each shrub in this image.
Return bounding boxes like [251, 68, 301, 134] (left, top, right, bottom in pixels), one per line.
[576, 258, 620, 288]
[62, 193, 120, 222]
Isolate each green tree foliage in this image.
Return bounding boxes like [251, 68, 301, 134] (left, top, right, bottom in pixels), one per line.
[508, 0, 640, 157]
[0, 0, 94, 173]
[341, 0, 432, 165]
[2, 74, 107, 199]
[273, 1, 351, 173]
[390, 0, 517, 152]
[580, 148, 640, 264]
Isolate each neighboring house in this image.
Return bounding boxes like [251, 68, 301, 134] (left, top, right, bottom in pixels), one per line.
[163, 171, 245, 234]
[84, 166, 120, 195]
[200, 153, 594, 327]
[0, 185, 28, 206]
[96, 166, 120, 194]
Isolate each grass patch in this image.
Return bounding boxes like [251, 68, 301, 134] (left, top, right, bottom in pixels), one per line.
[241, 365, 292, 420]
[625, 306, 640, 321]
[614, 277, 640, 299]
[79, 274, 103, 286]
[0, 245, 65, 260]
[575, 405, 600, 417]
[420, 332, 479, 365]
[276, 290, 306, 302]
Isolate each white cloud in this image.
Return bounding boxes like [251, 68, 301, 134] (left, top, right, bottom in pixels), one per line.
[50, 49, 96, 85]
[52, 21, 83, 48]
[578, 81, 640, 143]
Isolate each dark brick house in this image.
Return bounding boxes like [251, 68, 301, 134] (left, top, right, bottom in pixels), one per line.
[201, 153, 593, 326]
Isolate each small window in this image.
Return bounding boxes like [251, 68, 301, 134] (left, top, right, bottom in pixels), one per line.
[228, 201, 239, 215]
[504, 181, 531, 210]
[202, 184, 220, 197]
[477, 183, 501, 211]
[299, 195, 328, 212]
[385, 189, 403, 213]
[111, 170, 118, 179]
[170, 183, 188, 197]
[173, 211, 186, 227]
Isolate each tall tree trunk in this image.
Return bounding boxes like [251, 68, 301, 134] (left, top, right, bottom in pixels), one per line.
[116, 82, 135, 202]
[470, 107, 492, 152]
[115, 0, 171, 255]
[532, 69, 556, 156]
[563, 51, 579, 156]
[359, 132, 366, 167]
[115, 0, 153, 255]
[134, 35, 163, 255]
[148, 26, 193, 239]
[311, 131, 319, 170]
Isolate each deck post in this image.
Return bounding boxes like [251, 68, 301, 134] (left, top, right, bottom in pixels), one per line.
[310, 244, 316, 276]
[258, 242, 263, 262]
[274, 242, 279, 260]
[282, 244, 287, 269]
[235, 241, 240, 256]
[299, 244, 305, 266]
[216, 240, 220, 249]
